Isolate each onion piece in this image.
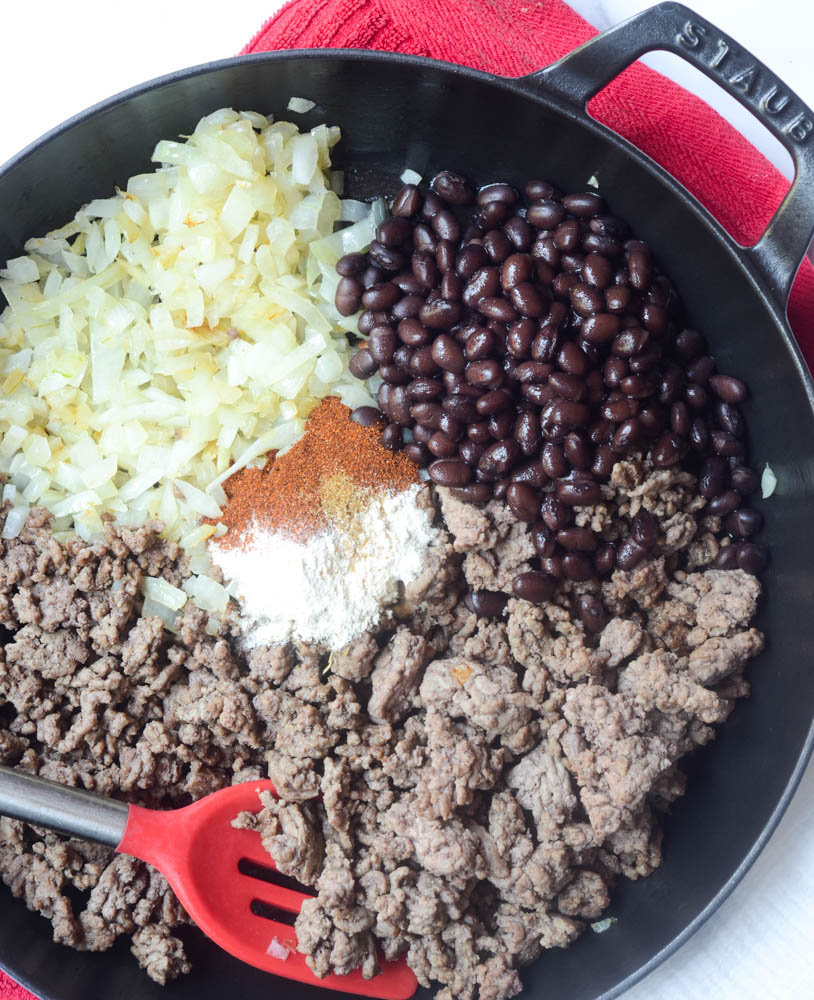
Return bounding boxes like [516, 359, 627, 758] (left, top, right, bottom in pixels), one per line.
[286, 97, 316, 113]
[399, 168, 422, 185]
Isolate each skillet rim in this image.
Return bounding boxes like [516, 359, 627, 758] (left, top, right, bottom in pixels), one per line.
[1, 45, 813, 1000]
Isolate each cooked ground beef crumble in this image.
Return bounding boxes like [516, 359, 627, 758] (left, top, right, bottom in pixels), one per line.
[0, 452, 762, 998]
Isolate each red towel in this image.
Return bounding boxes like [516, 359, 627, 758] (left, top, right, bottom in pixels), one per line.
[1, 2, 812, 998]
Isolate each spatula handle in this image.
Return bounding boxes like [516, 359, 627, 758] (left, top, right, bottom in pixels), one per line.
[0, 763, 129, 847]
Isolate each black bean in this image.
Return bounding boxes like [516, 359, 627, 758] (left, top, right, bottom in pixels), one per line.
[368, 242, 406, 272]
[699, 456, 729, 498]
[428, 458, 472, 487]
[714, 401, 744, 438]
[427, 431, 458, 459]
[730, 466, 759, 496]
[449, 483, 492, 503]
[478, 296, 518, 323]
[459, 439, 486, 465]
[419, 190, 444, 220]
[689, 417, 710, 452]
[511, 458, 547, 487]
[479, 439, 521, 478]
[627, 248, 651, 290]
[484, 230, 513, 264]
[612, 418, 641, 452]
[477, 388, 514, 416]
[502, 217, 533, 252]
[563, 192, 604, 217]
[726, 508, 762, 538]
[392, 184, 422, 217]
[670, 401, 690, 436]
[392, 271, 423, 295]
[631, 510, 659, 548]
[640, 302, 668, 335]
[466, 359, 503, 389]
[456, 244, 489, 280]
[376, 217, 413, 248]
[553, 220, 581, 251]
[463, 266, 501, 307]
[464, 328, 497, 361]
[612, 327, 650, 358]
[409, 346, 440, 377]
[709, 374, 747, 403]
[431, 170, 475, 205]
[557, 527, 598, 552]
[714, 544, 740, 570]
[544, 399, 591, 428]
[577, 593, 607, 632]
[500, 253, 534, 290]
[361, 282, 399, 311]
[468, 421, 492, 443]
[513, 361, 550, 385]
[410, 401, 443, 430]
[379, 362, 409, 383]
[525, 180, 557, 200]
[400, 442, 428, 466]
[430, 333, 466, 374]
[407, 377, 444, 400]
[621, 373, 658, 398]
[419, 299, 462, 330]
[443, 395, 479, 422]
[595, 542, 616, 575]
[567, 283, 603, 317]
[674, 328, 705, 359]
[581, 313, 621, 344]
[686, 355, 715, 385]
[541, 443, 569, 479]
[464, 589, 508, 617]
[605, 285, 632, 313]
[616, 536, 648, 570]
[477, 182, 518, 206]
[532, 521, 558, 557]
[506, 482, 540, 522]
[349, 348, 378, 379]
[527, 199, 566, 228]
[488, 411, 514, 440]
[436, 239, 457, 272]
[431, 209, 460, 242]
[706, 490, 741, 516]
[684, 383, 708, 410]
[653, 431, 682, 467]
[440, 272, 463, 302]
[335, 276, 363, 315]
[413, 423, 433, 444]
[412, 251, 438, 289]
[737, 542, 768, 574]
[562, 552, 593, 581]
[540, 555, 564, 578]
[336, 252, 367, 278]
[564, 431, 591, 469]
[514, 411, 542, 456]
[396, 318, 430, 348]
[479, 201, 512, 228]
[552, 272, 579, 298]
[556, 476, 602, 506]
[439, 412, 464, 441]
[388, 386, 412, 426]
[367, 325, 396, 365]
[592, 443, 616, 479]
[380, 423, 402, 450]
[389, 294, 423, 321]
[547, 372, 586, 402]
[350, 406, 384, 428]
[392, 345, 413, 371]
[711, 430, 743, 457]
[513, 571, 555, 603]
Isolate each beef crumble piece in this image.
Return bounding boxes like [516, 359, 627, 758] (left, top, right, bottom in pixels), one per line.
[0, 449, 764, 1000]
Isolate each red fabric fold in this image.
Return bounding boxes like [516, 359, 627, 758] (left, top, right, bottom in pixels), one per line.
[2, 2, 812, 998]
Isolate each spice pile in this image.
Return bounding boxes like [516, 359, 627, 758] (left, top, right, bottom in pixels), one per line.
[209, 397, 438, 649]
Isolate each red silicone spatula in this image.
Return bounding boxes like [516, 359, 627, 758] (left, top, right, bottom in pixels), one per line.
[0, 765, 417, 999]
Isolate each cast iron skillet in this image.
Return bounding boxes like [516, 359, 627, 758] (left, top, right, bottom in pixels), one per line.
[1, 3, 813, 999]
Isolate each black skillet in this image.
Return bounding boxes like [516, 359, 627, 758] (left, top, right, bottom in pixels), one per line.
[1, 3, 813, 999]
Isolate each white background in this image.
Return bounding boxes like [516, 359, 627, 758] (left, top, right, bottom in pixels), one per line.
[1, 1, 813, 998]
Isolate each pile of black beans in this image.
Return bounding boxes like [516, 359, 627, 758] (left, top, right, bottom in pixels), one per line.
[338, 171, 768, 606]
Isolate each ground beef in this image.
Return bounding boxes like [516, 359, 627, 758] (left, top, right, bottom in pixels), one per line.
[0, 453, 764, 998]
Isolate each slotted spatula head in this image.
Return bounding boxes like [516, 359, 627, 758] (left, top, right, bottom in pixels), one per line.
[117, 780, 417, 999]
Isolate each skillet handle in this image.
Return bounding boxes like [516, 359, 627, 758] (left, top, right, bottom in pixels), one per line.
[522, 1, 814, 307]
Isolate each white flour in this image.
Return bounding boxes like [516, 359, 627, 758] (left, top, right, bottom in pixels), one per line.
[209, 484, 438, 650]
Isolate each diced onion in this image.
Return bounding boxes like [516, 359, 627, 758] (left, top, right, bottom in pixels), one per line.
[286, 97, 316, 113]
[183, 574, 230, 613]
[144, 576, 188, 611]
[142, 595, 181, 631]
[399, 168, 423, 185]
[267, 938, 291, 960]
[761, 463, 777, 499]
[1, 506, 29, 539]
[0, 106, 378, 550]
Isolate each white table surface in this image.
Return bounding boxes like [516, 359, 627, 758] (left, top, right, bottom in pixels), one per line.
[1, 2, 813, 998]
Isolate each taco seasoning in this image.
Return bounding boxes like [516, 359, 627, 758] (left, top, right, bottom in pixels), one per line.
[209, 397, 439, 650]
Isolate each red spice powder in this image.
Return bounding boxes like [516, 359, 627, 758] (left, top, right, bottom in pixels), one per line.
[214, 397, 417, 546]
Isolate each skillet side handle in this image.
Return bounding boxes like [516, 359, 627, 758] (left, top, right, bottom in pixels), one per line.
[520, 1, 814, 308]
